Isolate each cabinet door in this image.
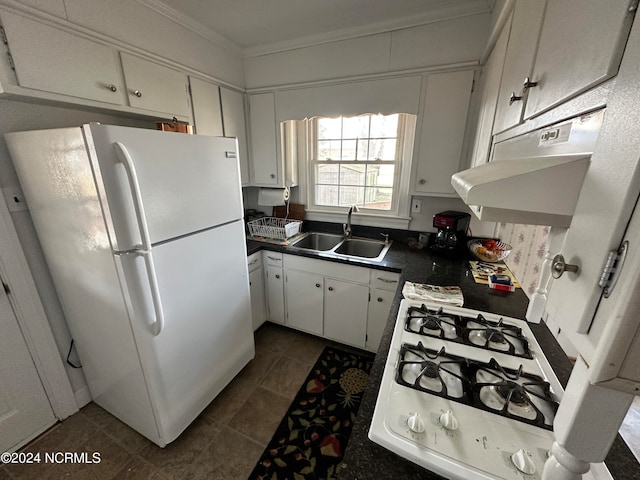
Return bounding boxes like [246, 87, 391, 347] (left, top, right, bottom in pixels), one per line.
[120, 52, 191, 117]
[285, 269, 324, 335]
[221, 87, 250, 186]
[324, 279, 369, 348]
[190, 77, 223, 136]
[265, 265, 285, 325]
[468, 18, 511, 168]
[366, 289, 395, 352]
[249, 93, 279, 186]
[249, 267, 266, 331]
[524, 0, 635, 119]
[413, 70, 474, 194]
[1, 11, 124, 105]
[493, 0, 547, 134]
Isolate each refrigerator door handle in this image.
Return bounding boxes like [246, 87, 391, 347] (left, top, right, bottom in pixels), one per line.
[113, 141, 152, 251]
[141, 250, 165, 335]
[113, 141, 164, 335]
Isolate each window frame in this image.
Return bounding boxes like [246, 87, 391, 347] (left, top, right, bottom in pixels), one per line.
[306, 113, 415, 219]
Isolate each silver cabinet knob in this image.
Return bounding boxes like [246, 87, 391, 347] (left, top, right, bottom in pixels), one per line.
[377, 297, 383, 302]
[523, 77, 538, 90]
[315, 283, 321, 288]
[418, 179, 426, 185]
[133, 90, 142, 98]
[509, 92, 523, 105]
[106, 84, 117, 92]
[270, 174, 276, 179]
[328, 286, 334, 291]
[551, 254, 579, 279]
[275, 274, 280, 279]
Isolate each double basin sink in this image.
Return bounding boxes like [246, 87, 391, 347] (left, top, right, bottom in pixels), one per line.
[289, 232, 392, 262]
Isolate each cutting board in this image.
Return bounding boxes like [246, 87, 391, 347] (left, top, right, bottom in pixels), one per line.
[469, 261, 521, 288]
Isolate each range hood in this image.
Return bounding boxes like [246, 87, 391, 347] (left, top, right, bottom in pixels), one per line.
[452, 110, 604, 228]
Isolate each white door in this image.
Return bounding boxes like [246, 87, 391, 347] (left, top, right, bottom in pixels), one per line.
[249, 93, 279, 186]
[0, 282, 56, 452]
[285, 269, 324, 335]
[544, 18, 640, 361]
[265, 265, 285, 324]
[249, 266, 266, 331]
[324, 279, 369, 348]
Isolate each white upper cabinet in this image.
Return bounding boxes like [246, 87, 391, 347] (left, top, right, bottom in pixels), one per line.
[220, 87, 250, 186]
[248, 92, 280, 186]
[523, 0, 636, 119]
[412, 69, 475, 195]
[189, 77, 224, 136]
[492, 0, 547, 134]
[468, 16, 511, 169]
[120, 52, 191, 118]
[0, 11, 124, 105]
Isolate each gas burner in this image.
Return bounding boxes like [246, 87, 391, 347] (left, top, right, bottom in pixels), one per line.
[406, 305, 459, 340]
[473, 359, 558, 429]
[396, 343, 469, 400]
[465, 315, 532, 358]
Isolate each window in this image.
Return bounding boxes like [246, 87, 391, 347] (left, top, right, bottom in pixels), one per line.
[308, 113, 414, 215]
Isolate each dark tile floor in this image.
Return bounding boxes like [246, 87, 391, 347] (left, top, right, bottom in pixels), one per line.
[1, 324, 333, 480]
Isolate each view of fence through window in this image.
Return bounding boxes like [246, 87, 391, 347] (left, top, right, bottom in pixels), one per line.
[314, 114, 399, 210]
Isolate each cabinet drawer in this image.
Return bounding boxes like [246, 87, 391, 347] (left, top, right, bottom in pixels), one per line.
[284, 254, 369, 284]
[247, 252, 262, 272]
[264, 251, 283, 266]
[371, 270, 401, 291]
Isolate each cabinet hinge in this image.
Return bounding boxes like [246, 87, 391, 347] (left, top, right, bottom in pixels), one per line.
[599, 240, 629, 298]
[629, 0, 639, 14]
[0, 26, 7, 44]
[2, 281, 9, 295]
[7, 52, 15, 70]
[368, 292, 371, 302]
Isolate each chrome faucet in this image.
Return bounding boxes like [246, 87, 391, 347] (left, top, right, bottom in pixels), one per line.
[343, 205, 359, 238]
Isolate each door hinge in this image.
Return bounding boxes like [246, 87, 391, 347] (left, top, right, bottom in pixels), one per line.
[368, 292, 371, 302]
[2, 281, 10, 294]
[599, 241, 629, 298]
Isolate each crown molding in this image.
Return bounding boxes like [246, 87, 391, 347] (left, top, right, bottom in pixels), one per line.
[135, 0, 243, 56]
[243, 0, 493, 58]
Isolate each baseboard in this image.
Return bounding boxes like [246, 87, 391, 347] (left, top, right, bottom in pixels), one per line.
[74, 384, 92, 409]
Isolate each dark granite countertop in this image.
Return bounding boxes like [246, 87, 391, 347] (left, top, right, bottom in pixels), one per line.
[246, 231, 638, 480]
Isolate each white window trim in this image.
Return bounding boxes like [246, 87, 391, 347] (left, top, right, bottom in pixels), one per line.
[299, 114, 415, 229]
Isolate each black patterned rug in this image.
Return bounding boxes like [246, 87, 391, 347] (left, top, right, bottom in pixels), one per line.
[248, 346, 375, 480]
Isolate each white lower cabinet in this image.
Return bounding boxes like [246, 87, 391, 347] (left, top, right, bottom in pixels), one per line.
[247, 253, 266, 331]
[285, 269, 324, 335]
[324, 279, 369, 348]
[265, 254, 286, 326]
[280, 253, 398, 351]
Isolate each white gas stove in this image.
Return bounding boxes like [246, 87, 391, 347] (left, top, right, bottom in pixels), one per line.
[369, 299, 611, 480]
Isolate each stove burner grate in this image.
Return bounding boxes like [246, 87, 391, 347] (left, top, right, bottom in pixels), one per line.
[404, 305, 533, 359]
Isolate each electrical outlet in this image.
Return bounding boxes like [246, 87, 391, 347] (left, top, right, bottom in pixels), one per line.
[411, 198, 422, 214]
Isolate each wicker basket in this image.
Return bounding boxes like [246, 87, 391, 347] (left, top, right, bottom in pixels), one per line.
[247, 217, 302, 240]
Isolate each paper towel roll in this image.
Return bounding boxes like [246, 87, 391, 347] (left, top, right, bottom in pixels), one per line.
[258, 187, 290, 206]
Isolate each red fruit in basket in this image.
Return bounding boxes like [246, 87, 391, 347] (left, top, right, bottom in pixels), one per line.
[483, 239, 498, 250]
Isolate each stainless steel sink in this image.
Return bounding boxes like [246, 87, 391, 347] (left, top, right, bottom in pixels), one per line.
[290, 232, 344, 251]
[290, 232, 392, 262]
[334, 238, 386, 258]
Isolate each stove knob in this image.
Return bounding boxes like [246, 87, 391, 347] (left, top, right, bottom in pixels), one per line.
[511, 449, 536, 475]
[407, 414, 425, 433]
[439, 410, 459, 431]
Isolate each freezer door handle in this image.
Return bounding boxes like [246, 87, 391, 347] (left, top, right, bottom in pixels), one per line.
[113, 141, 152, 251]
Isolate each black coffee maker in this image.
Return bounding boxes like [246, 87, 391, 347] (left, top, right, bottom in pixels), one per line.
[431, 210, 471, 252]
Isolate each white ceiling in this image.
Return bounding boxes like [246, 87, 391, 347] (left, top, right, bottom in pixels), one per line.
[151, 0, 494, 54]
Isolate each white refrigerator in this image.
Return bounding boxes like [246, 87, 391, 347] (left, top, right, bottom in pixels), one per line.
[5, 124, 255, 447]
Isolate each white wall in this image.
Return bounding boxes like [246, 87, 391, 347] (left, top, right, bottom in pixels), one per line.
[244, 13, 490, 89]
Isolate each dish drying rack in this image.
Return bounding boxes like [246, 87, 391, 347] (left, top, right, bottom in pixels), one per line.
[247, 217, 302, 240]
